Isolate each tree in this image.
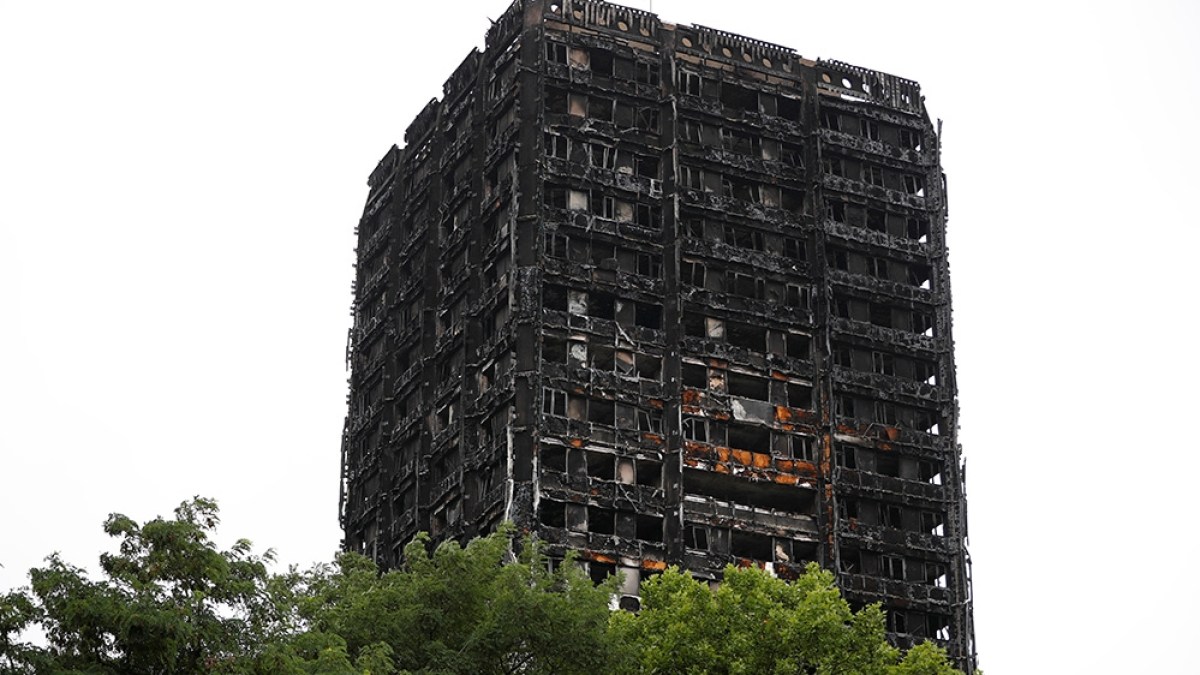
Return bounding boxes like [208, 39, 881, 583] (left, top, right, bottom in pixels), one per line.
[0, 497, 289, 674]
[610, 562, 961, 675]
[289, 524, 619, 675]
[1, 499, 964, 674]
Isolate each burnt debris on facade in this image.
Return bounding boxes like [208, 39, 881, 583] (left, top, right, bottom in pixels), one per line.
[340, 0, 974, 669]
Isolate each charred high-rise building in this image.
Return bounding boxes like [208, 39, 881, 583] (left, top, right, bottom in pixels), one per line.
[340, 0, 973, 668]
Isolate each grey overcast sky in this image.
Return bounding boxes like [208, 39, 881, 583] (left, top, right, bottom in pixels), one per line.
[2, 1, 1197, 671]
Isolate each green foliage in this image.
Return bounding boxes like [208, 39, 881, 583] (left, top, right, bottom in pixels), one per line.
[0, 497, 287, 674]
[291, 524, 617, 674]
[0, 499, 964, 675]
[611, 562, 961, 675]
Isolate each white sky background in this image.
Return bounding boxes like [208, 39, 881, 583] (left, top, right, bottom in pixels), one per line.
[1, 0, 1197, 671]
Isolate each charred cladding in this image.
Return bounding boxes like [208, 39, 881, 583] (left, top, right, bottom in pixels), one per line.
[339, 0, 974, 670]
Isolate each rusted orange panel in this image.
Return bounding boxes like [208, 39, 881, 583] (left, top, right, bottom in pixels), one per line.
[570, 438, 584, 448]
[715, 446, 731, 462]
[714, 463, 731, 474]
[770, 370, 788, 381]
[707, 357, 728, 369]
[820, 432, 832, 476]
[793, 460, 817, 477]
[641, 559, 667, 571]
[642, 432, 663, 444]
[731, 449, 752, 465]
[751, 451, 771, 468]
[587, 552, 617, 564]
[711, 410, 730, 421]
[774, 473, 799, 485]
[775, 405, 793, 422]
[682, 388, 702, 405]
[884, 426, 900, 441]
[648, 398, 664, 409]
[682, 405, 700, 414]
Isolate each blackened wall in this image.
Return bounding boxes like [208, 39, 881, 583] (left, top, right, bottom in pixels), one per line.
[340, 0, 973, 669]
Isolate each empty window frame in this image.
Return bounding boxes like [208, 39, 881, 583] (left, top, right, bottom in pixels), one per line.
[588, 506, 616, 535]
[730, 530, 772, 560]
[785, 333, 810, 360]
[777, 95, 802, 121]
[681, 259, 706, 287]
[635, 61, 660, 86]
[682, 416, 709, 442]
[542, 446, 567, 473]
[635, 203, 660, 229]
[921, 510, 945, 536]
[785, 435, 815, 462]
[727, 371, 769, 400]
[679, 70, 703, 96]
[587, 451, 616, 480]
[860, 118, 880, 140]
[864, 164, 884, 186]
[544, 132, 569, 159]
[681, 362, 707, 389]
[540, 499, 567, 528]
[903, 174, 925, 196]
[636, 252, 662, 278]
[786, 382, 812, 409]
[872, 351, 896, 376]
[869, 304, 893, 328]
[924, 561, 947, 587]
[835, 445, 857, 469]
[723, 225, 765, 251]
[881, 503, 904, 528]
[785, 284, 810, 309]
[866, 208, 887, 233]
[875, 452, 900, 477]
[819, 108, 841, 131]
[725, 321, 766, 352]
[721, 128, 759, 156]
[635, 459, 662, 487]
[867, 257, 889, 280]
[543, 388, 567, 417]
[882, 554, 905, 580]
[720, 83, 759, 113]
[727, 422, 769, 453]
[727, 271, 765, 300]
[589, 49, 614, 77]
[638, 409, 662, 433]
[906, 217, 930, 243]
[546, 42, 568, 64]
[827, 200, 846, 223]
[918, 459, 943, 484]
[635, 514, 663, 543]
[781, 142, 804, 167]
